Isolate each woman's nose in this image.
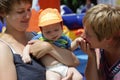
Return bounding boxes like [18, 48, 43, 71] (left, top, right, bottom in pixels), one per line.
[24, 11, 31, 19]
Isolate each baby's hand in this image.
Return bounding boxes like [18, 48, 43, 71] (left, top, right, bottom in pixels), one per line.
[22, 54, 32, 63]
[75, 37, 84, 45]
[22, 44, 32, 63]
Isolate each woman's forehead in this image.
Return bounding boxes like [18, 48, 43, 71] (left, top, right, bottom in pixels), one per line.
[11, 2, 31, 10]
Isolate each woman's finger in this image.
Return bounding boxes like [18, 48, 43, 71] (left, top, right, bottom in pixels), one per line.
[62, 72, 73, 80]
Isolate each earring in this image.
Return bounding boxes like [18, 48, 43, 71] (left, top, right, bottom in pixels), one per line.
[0, 18, 6, 36]
[1, 26, 6, 33]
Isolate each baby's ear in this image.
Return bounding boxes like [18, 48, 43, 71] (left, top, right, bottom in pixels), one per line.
[38, 9, 43, 14]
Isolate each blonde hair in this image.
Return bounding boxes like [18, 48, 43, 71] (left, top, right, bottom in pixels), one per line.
[83, 4, 120, 41]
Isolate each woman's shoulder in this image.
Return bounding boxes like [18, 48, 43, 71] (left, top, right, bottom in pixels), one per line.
[0, 40, 13, 55]
[0, 39, 14, 63]
[0, 39, 15, 77]
[0, 40, 10, 50]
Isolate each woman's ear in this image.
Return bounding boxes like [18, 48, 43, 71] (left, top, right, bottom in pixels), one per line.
[104, 37, 113, 47]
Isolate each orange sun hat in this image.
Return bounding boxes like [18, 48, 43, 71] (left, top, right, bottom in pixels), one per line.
[38, 8, 63, 27]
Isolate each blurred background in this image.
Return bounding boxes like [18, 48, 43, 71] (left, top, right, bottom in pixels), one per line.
[60, 0, 97, 13]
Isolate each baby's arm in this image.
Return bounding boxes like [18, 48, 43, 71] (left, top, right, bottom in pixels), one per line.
[22, 44, 32, 63]
[70, 37, 83, 51]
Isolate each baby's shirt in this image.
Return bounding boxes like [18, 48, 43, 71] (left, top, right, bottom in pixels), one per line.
[32, 33, 72, 49]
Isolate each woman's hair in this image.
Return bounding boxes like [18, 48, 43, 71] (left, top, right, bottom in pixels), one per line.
[83, 4, 120, 42]
[0, 0, 32, 22]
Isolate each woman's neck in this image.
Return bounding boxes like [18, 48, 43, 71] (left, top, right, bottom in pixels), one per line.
[5, 30, 29, 45]
[104, 47, 120, 67]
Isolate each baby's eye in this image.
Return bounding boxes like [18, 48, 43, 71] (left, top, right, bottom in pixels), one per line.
[46, 31, 51, 34]
[27, 8, 32, 12]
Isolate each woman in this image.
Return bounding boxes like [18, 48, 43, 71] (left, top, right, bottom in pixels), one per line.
[79, 4, 120, 80]
[0, 0, 78, 80]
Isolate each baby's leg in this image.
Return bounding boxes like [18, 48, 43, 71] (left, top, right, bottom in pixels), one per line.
[46, 70, 61, 80]
[22, 44, 32, 63]
[68, 67, 83, 80]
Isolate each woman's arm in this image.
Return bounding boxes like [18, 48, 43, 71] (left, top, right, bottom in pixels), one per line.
[50, 44, 80, 67]
[85, 53, 99, 80]
[0, 42, 17, 80]
[80, 40, 99, 80]
[29, 40, 79, 67]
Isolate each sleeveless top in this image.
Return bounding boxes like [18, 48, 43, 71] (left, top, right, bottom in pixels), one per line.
[100, 49, 120, 80]
[0, 39, 46, 80]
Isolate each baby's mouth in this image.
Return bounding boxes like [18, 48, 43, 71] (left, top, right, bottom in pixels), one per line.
[52, 36, 58, 40]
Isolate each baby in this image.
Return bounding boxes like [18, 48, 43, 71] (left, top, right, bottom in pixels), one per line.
[22, 8, 83, 80]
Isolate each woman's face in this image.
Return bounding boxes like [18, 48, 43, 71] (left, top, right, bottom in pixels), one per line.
[83, 25, 107, 48]
[42, 23, 63, 41]
[5, 2, 32, 32]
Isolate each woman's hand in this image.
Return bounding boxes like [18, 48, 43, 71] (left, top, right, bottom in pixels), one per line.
[78, 38, 100, 80]
[49, 44, 80, 67]
[62, 72, 73, 80]
[28, 40, 53, 58]
[78, 38, 96, 58]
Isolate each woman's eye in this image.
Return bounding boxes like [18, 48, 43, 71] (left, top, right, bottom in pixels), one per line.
[17, 11, 25, 14]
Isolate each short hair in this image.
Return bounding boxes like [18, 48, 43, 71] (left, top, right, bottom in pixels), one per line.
[83, 4, 120, 41]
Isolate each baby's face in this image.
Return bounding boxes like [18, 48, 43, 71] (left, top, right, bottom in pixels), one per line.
[42, 23, 63, 41]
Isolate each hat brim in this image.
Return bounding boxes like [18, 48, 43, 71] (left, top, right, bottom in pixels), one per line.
[38, 19, 62, 27]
